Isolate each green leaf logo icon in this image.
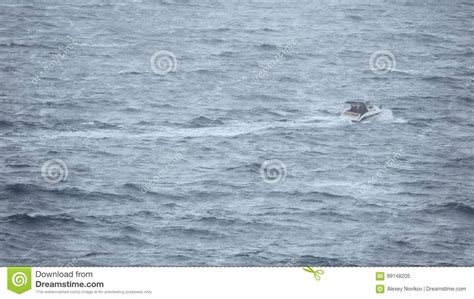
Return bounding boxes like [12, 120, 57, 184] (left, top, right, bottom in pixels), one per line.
[7, 267, 32, 294]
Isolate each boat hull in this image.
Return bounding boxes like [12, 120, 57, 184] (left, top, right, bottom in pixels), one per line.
[341, 107, 382, 122]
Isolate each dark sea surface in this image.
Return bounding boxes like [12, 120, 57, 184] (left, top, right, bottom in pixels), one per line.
[0, 0, 473, 266]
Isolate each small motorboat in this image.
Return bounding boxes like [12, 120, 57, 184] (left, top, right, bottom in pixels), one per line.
[340, 101, 382, 122]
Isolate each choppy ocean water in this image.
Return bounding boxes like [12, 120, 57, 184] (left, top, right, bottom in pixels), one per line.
[0, 0, 472, 266]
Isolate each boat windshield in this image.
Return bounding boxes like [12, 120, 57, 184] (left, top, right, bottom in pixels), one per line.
[349, 104, 358, 113]
[348, 103, 368, 114]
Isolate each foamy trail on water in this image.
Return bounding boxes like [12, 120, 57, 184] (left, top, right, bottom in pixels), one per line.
[373, 109, 407, 123]
[379, 109, 394, 120]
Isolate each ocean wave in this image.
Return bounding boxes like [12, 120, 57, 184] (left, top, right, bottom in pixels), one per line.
[317, 109, 335, 116]
[3, 183, 142, 202]
[213, 27, 231, 32]
[277, 76, 300, 83]
[255, 43, 278, 51]
[184, 116, 225, 128]
[4, 161, 32, 168]
[0, 42, 56, 49]
[427, 202, 474, 215]
[162, 202, 181, 209]
[287, 190, 354, 200]
[421, 76, 462, 84]
[117, 70, 143, 75]
[458, 96, 473, 104]
[399, 32, 451, 43]
[3, 213, 85, 225]
[197, 38, 225, 44]
[122, 182, 145, 192]
[83, 120, 119, 129]
[215, 51, 238, 57]
[3, 183, 39, 194]
[446, 155, 474, 165]
[120, 225, 141, 233]
[76, 3, 113, 8]
[85, 191, 143, 202]
[225, 162, 260, 172]
[80, 252, 110, 258]
[392, 239, 413, 247]
[390, 68, 419, 75]
[122, 183, 186, 200]
[293, 255, 346, 266]
[196, 216, 246, 226]
[225, 107, 286, 118]
[1, 65, 16, 72]
[400, 180, 444, 189]
[162, 226, 228, 238]
[187, 69, 219, 75]
[0, 119, 13, 128]
[390, 191, 431, 197]
[245, 27, 279, 33]
[345, 15, 363, 21]
[254, 94, 287, 102]
[104, 234, 148, 245]
[449, 51, 473, 58]
[127, 210, 162, 218]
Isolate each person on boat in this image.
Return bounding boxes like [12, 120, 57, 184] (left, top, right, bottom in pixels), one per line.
[349, 104, 359, 113]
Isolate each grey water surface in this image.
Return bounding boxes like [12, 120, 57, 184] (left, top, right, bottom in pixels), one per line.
[0, 0, 473, 266]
